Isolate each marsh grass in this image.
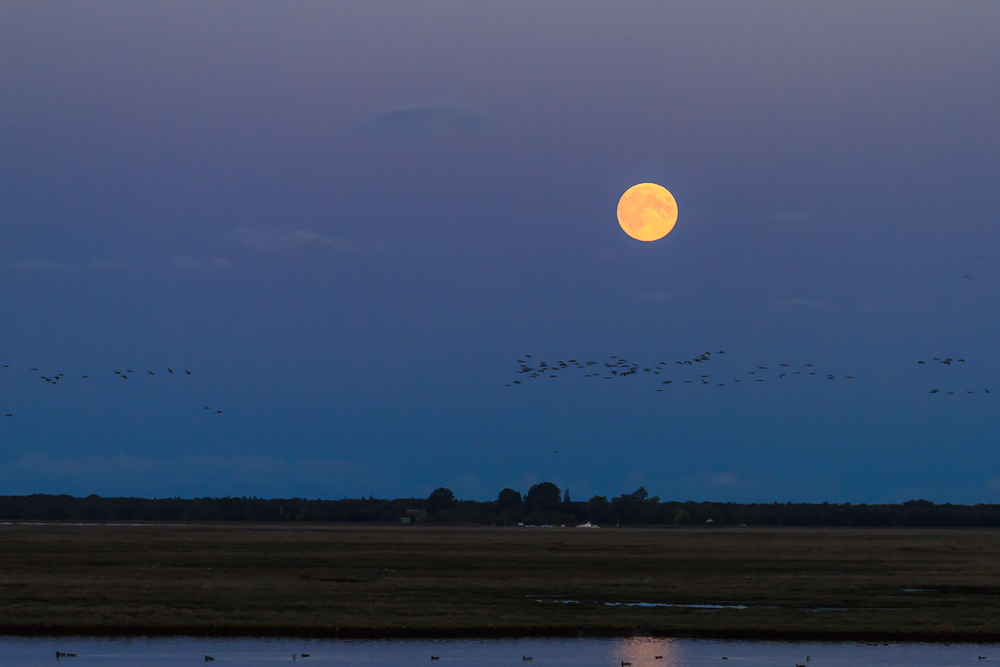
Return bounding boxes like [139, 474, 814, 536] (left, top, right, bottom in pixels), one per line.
[1, 524, 999, 638]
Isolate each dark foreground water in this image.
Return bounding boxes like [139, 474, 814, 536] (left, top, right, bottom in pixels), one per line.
[2, 637, 995, 666]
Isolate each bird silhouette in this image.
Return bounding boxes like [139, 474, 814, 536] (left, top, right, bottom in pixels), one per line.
[4, 414, 11, 417]
[81, 375, 87, 379]
[168, 369, 173, 374]
[186, 370, 191, 375]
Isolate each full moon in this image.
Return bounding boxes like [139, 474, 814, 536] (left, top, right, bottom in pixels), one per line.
[617, 183, 678, 242]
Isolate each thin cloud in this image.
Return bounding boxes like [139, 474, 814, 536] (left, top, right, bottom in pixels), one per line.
[595, 249, 621, 263]
[172, 256, 232, 271]
[632, 290, 672, 305]
[10, 258, 128, 271]
[768, 297, 828, 312]
[358, 101, 489, 139]
[0, 453, 367, 498]
[87, 259, 129, 271]
[285, 230, 359, 252]
[232, 228, 481, 259]
[675, 470, 776, 502]
[765, 209, 811, 223]
[234, 227, 361, 253]
[10, 258, 60, 271]
[402, 242, 480, 259]
[677, 470, 846, 503]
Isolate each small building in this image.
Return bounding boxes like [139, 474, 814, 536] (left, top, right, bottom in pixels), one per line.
[404, 509, 431, 522]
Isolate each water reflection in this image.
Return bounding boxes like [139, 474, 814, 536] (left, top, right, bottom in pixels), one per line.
[531, 598, 908, 613]
[0, 637, 994, 666]
[614, 637, 680, 667]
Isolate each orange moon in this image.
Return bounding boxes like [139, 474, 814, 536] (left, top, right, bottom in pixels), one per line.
[617, 183, 678, 242]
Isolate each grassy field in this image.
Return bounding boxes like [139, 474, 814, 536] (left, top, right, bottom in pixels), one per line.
[2, 523, 1000, 639]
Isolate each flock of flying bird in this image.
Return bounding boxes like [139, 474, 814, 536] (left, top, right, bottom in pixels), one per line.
[505, 256, 993, 396]
[505, 351, 856, 390]
[917, 357, 993, 396]
[506, 351, 992, 397]
[0, 365, 224, 418]
[963, 255, 984, 280]
[2, 260, 991, 418]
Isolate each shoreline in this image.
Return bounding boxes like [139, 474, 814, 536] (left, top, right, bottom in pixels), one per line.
[1, 626, 998, 643]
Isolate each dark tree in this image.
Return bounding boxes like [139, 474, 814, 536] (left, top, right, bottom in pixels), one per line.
[587, 495, 611, 524]
[497, 488, 522, 511]
[526, 482, 561, 513]
[426, 487, 455, 513]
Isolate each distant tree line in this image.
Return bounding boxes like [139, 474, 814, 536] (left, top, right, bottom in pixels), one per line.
[1, 485, 999, 527]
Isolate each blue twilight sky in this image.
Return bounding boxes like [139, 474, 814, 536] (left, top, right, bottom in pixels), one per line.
[1, 1, 999, 503]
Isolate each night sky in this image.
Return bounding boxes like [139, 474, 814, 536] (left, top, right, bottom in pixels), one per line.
[2, 1, 999, 502]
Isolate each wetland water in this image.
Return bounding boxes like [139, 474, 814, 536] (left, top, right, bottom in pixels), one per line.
[2, 637, 995, 666]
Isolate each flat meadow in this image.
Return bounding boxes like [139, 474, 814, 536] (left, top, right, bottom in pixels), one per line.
[2, 523, 999, 639]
